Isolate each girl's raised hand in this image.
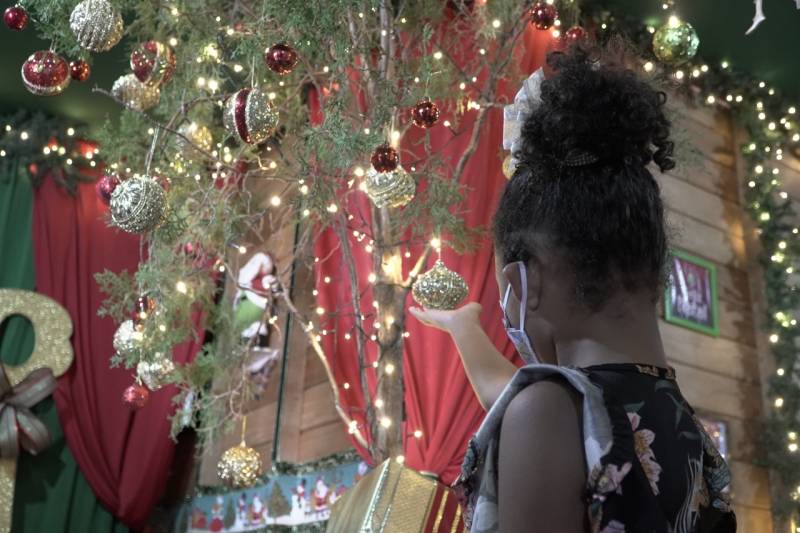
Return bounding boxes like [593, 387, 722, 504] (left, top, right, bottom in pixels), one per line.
[408, 302, 482, 333]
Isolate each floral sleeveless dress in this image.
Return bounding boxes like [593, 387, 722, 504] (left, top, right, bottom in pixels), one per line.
[453, 363, 736, 533]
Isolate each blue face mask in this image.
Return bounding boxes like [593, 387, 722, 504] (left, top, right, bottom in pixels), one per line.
[500, 262, 541, 364]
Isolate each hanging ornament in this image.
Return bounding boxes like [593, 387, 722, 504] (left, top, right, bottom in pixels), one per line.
[529, 2, 557, 30]
[224, 88, 279, 144]
[370, 144, 399, 173]
[69, 59, 91, 82]
[564, 26, 588, 44]
[69, 0, 123, 52]
[411, 98, 440, 128]
[217, 442, 262, 487]
[3, 5, 28, 31]
[412, 260, 469, 310]
[133, 294, 156, 324]
[109, 176, 167, 233]
[113, 319, 144, 358]
[111, 74, 161, 112]
[136, 356, 175, 391]
[502, 154, 516, 179]
[122, 383, 149, 409]
[264, 43, 299, 75]
[176, 122, 214, 157]
[652, 16, 699, 65]
[21, 51, 71, 96]
[130, 40, 176, 87]
[96, 171, 120, 204]
[364, 166, 416, 208]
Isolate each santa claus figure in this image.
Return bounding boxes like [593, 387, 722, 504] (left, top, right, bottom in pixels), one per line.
[234, 252, 280, 345]
[209, 496, 224, 532]
[313, 477, 330, 512]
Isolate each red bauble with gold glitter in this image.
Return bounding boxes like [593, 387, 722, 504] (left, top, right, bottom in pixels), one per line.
[96, 172, 120, 204]
[21, 50, 71, 96]
[122, 384, 149, 409]
[411, 99, 440, 128]
[4, 5, 28, 30]
[264, 43, 298, 75]
[564, 25, 588, 44]
[371, 144, 399, 173]
[130, 40, 176, 87]
[529, 2, 557, 30]
[70, 59, 91, 82]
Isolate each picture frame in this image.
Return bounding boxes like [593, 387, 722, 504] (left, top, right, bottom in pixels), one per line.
[664, 249, 719, 337]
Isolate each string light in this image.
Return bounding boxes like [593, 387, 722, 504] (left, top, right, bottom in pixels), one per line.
[385, 363, 395, 375]
[270, 195, 281, 206]
[380, 417, 392, 428]
[413, 429, 423, 438]
[175, 281, 188, 294]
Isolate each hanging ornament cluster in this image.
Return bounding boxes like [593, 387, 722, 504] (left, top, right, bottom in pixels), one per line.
[113, 319, 144, 358]
[412, 260, 469, 310]
[264, 43, 298, 75]
[122, 383, 149, 409]
[21, 51, 70, 96]
[364, 167, 416, 209]
[4, 5, 28, 31]
[652, 16, 699, 65]
[109, 176, 167, 233]
[176, 122, 214, 156]
[69, 0, 123, 52]
[69, 59, 91, 82]
[136, 357, 175, 391]
[411, 98, 440, 128]
[96, 171, 120, 204]
[224, 88, 279, 144]
[217, 442, 262, 487]
[112, 74, 161, 111]
[529, 2, 557, 30]
[370, 144, 399, 173]
[130, 41, 176, 87]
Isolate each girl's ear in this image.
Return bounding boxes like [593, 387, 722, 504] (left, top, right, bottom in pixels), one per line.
[501, 260, 542, 311]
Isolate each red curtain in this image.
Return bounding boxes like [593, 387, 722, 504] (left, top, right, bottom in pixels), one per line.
[32, 174, 201, 528]
[314, 26, 551, 483]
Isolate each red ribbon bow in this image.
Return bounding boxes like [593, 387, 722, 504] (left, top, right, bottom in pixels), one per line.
[0, 364, 57, 458]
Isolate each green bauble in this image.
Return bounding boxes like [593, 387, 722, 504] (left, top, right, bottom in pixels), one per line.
[652, 18, 699, 65]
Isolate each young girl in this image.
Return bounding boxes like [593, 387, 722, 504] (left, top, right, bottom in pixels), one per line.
[411, 47, 736, 532]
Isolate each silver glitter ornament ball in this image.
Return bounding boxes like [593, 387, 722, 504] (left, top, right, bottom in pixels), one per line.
[113, 319, 144, 358]
[411, 260, 469, 310]
[136, 356, 175, 391]
[364, 165, 416, 208]
[112, 74, 160, 112]
[69, 0, 123, 52]
[217, 442, 262, 487]
[109, 176, 167, 234]
[224, 88, 278, 145]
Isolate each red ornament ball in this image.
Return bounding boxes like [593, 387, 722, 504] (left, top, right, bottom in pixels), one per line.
[133, 294, 156, 323]
[21, 50, 70, 96]
[411, 99, 440, 128]
[529, 2, 557, 30]
[130, 40, 176, 87]
[96, 172, 120, 204]
[564, 25, 588, 44]
[69, 59, 91, 82]
[371, 144, 399, 173]
[122, 384, 149, 409]
[264, 43, 299, 75]
[4, 5, 28, 31]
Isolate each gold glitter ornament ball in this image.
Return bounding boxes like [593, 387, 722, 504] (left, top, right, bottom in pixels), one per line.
[224, 88, 278, 145]
[217, 442, 262, 487]
[412, 260, 469, 310]
[136, 356, 175, 391]
[176, 122, 213, 157]
[109, 176, 167, 234]
[112, 74, 160, 112]
[652, 18, 699, 65]
[69, 0, 123, 52]
[113, 319, 144, 358]
[502, 154, 516, 179]
[364, 166, 416, 208]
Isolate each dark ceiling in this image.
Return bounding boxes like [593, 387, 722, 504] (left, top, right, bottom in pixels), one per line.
[1, 0, 799, 132]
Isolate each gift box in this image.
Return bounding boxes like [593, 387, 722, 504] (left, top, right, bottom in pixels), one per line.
[327, 459, 465, 532]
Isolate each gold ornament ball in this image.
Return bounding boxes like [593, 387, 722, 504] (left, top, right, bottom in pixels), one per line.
[113, 319, 144, 358]
[652, 18, 699, 65]
[224, 88, 279, 145]
[502, 154, 517, 179]
[136, 356, 175, 391]
[364, 166, 416, 208]
[412, 260, 469, 310]
[176, 122, 213, 157]
[112, 74, 161, 112]
[69, 0, 123, 52]
[109, 176, 167, 234]
[217, 442, 262, 488]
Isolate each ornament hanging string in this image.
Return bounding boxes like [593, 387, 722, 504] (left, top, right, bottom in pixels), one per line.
[144, 125, 161, 177]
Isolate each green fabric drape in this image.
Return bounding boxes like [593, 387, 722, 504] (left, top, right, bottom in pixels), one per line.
[0, 164, 129, 533]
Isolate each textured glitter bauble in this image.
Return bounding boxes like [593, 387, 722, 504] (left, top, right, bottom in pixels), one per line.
[224, 88, 278, 144]
[364, 166, 416, 208]
[176, 122, 213, 157]
[21, 51, 70, 96]
[217, 442, 262, 488]
[264, 43, 298, 75]
[113, 319, 144, 358]
[564, 26, 588, 44]
[652, 19, 699, 65]
[529, 2, 557, 30]
[370, 144, 399, 173]
[4, 5, 28, 30]
[502, 154, 516, 179]
[96, 172, 120, 204]
[131, 40, 176, 87]
[137, 357, 175, 391]
[109, 176, 167, 233]
[69, 0, 123, 52]
[122, 384, 149, 409]
[69, 59, 91, 82]
[412, 260, 469, 310]
[112, 74, 161, 112]
[411, 99, 440, 128]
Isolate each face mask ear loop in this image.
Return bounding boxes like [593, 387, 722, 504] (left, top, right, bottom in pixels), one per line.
[518, 262, 528, 330]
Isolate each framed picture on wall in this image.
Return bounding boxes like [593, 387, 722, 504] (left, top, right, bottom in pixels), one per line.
[664, 250, 719, 337]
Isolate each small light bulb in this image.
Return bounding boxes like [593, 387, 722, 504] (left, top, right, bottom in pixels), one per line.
[316, 306, 325, 315]
[491, 19, 501, 28]
[380, 417, 392, 428]
[270, 195, 281, 206]
[643, 61, 654, 72]
[238, 245, 247, 254]
[385, 363, 395, 375]
[175, 281, 188, 294]
[413, 429, 423, 438]
[433, 51, 443, 60]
